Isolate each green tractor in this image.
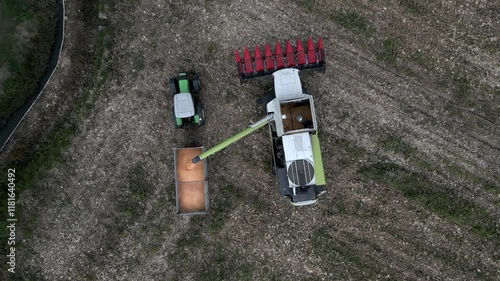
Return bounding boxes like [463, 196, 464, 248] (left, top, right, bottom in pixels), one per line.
[169, 73, 205, 128]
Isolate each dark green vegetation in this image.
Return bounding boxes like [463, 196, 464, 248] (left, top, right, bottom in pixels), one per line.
[0, 0, 57, 127]
[169, 217, 255, 281]
[358, 162, 497, 238]
[0, 27, 110, 245]
[0, 0, 31, 70]
[300, 0, 499, 124]
[206, 183, 244, 234]
[312, 227, 395, 280]
[375, 135, 498, 237]
[376, 37, 402, 63]
[398, 0, 428, 15]
[330, 9, 374, 37]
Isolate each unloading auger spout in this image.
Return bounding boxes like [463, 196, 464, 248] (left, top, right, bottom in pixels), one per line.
[187, 114, 274, 170]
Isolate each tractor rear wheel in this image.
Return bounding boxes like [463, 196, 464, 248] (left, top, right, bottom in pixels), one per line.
[169, 78, 178, 95]
[192, 75, 201, 93]
[172, 107, 183, 128]
[195, 102, 205, 125]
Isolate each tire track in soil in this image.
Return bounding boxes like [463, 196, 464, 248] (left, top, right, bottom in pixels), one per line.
[325, 39, 500, 177]
[322, 69, 500, 214]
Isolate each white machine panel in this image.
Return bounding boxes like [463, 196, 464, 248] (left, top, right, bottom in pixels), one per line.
[174, 93, 195, 118]
[282, 132, 316, 187]
[282, 132, 313, 161]
[273, 69, 303, 100]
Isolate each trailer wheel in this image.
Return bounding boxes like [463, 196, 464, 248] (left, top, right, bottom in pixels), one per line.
[169, 78, 178, 95]
[192, 75, 201, 93]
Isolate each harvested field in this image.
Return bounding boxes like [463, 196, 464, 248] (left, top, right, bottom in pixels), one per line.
[1, 0, 499, 280]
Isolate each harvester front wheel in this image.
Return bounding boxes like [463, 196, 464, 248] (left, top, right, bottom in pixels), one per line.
[192, 75, 201, 93]
[169, 78, 178, 95]
[256, 90, 275, 105]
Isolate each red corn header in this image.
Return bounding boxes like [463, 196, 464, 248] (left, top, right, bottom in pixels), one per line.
[235, 37, 325, 82]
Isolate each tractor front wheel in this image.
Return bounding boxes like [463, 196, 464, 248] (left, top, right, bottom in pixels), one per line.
[169, 78, 178, 95]
[192, 75, 201, 93]
[256, 89, 275, 105]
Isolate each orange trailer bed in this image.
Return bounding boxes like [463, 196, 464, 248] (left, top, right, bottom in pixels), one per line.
[174, 147, 208, 215]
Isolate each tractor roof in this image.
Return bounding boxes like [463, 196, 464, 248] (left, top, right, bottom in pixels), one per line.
[174, 93, 195, 118]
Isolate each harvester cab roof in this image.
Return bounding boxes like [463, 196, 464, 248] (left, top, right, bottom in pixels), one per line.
[273, 68, 304, 99]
